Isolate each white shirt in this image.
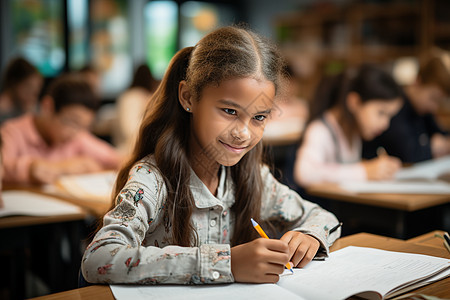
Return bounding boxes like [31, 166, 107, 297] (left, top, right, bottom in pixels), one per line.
[294, 111, 367, 187]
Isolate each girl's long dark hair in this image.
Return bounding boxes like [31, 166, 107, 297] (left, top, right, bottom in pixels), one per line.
[111, 26, 286, 247]
[309, 64, 403, 126]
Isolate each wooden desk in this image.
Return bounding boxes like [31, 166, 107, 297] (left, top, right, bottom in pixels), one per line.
[307, 183, 450, 211]
[4, 183, 110, 218]
[306, 183, 450, 239]
[30, 232, 450, 300]
[407, 230, 450, 250]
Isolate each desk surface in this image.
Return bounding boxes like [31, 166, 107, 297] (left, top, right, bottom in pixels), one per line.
[0, 213, 87, 229]
[30, 232, 450, 300]
[4, 183, 109, 218]
[407, 230, 450, 250]
[0, 187, 88, 229]
[307, 183, 450, 211]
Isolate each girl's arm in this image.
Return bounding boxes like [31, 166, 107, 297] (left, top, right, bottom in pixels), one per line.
[81, 162, 233, 284]
[260, 165, 341, 258]
[293, 121, 366, 187]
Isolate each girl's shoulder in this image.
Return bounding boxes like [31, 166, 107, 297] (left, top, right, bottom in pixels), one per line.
[304, 112, 338, 139]
[127, 155, 165, 184]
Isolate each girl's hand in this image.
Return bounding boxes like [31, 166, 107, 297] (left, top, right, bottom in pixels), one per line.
[231, 238, 290, 283]
[363, 155, 401, 180]
[280, 231, 320, 268]
[30, 160, 62, 184]
[58, 157, 103, 174]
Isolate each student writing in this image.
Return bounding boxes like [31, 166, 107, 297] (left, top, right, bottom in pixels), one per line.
[363, 51, 450, 163]
[294, 65, 403, 188]
[0, 73, 121, 184]
[81, 26, 340, 285]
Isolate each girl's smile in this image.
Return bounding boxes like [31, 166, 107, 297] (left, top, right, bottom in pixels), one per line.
[219, 140, 249, 154]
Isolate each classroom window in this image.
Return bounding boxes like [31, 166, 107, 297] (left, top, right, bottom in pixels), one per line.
[144, 0, 178, 80]
[68, 0, 89, 70]
[89, 0, 132, 97]
[9, 0, 65, 77]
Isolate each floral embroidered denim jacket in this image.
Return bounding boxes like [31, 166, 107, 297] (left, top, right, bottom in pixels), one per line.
[81, 156, 340, 284]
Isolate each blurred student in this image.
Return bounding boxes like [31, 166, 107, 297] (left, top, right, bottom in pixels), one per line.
[1, 73, 121, 185]
[114, 63, 159, 154]
[0, 57, 43, 123]
[294, 65, 403, 188]
[363, 53, 450, 163]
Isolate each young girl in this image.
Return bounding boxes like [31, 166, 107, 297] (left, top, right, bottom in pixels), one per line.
[81, 26, 340, 285]
[294, 65, 404, 188]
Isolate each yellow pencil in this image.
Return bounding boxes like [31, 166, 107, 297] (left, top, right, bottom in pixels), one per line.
[251, 218, 294, 273]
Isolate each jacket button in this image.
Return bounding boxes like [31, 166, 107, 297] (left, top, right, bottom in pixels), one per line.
[212, 271, 220, 280]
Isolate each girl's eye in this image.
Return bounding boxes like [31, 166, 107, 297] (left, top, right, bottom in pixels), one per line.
[254, 115, 266, 121]
[223, 108, 237, 115]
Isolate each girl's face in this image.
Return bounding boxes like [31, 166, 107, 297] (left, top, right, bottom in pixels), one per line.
[351, 96, 403, 141]
[185, 77, 275, 168]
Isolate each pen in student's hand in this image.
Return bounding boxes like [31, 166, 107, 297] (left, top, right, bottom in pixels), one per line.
[251, 218, 294, 274]
[329, 222, 343, 235]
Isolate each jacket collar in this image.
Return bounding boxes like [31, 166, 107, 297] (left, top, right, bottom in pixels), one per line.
[189, 165, 229, 209]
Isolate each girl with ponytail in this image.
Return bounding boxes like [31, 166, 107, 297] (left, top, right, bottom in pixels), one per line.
[82, 26, 340, 285]
[294, 64, 404, 188]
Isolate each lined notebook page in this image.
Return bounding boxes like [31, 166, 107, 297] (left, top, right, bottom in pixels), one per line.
[277, 246, 450, 300]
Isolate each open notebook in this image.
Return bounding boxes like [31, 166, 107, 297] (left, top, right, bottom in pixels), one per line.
[340, 155, 450, 194]
[109, 246, 450, 300]
[395, 155, 450, 181]
[44, 171, 117, 203]
[0, 190, 83, 217]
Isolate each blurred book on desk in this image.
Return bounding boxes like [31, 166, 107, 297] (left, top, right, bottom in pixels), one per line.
[43, 171, 117, 203]
[0, 190, 83, 217]
[340, 156, 450, 194]
[395, 155, 450, 181]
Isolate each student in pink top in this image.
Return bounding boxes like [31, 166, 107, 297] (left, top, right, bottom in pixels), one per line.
[294, 64, 404, 188]
[1, 73, 121, 184]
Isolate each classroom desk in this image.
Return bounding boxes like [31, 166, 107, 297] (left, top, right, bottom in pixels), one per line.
[0, 191, 89, 299]
[407, 230, 450, 250]
[306, 183, 450, 239]
[29, 232, 450, 300]
[3, 183, 110, 217]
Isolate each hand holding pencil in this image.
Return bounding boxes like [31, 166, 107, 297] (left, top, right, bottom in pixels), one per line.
[230, 221, 293, 283]
[363, 147, 401, 180]
[251, 218, 294, 273]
